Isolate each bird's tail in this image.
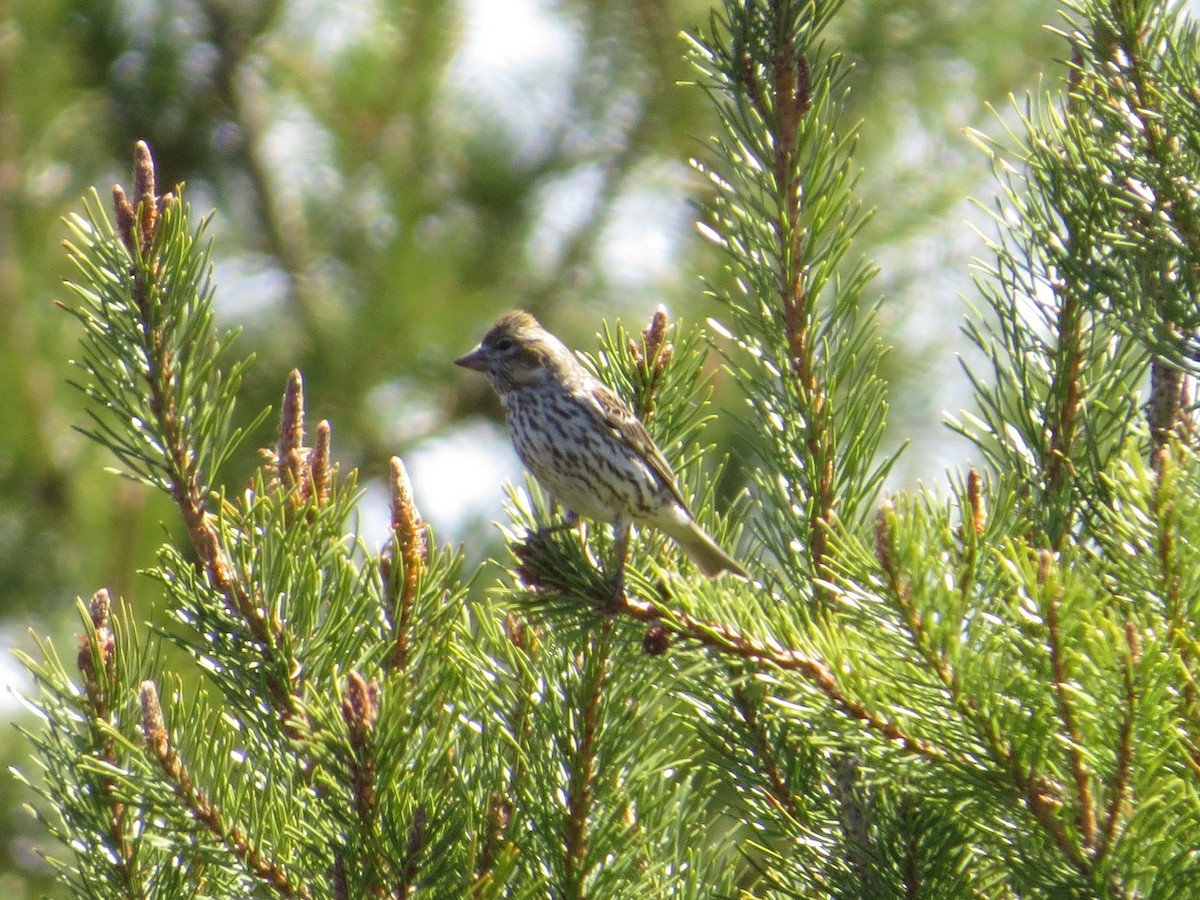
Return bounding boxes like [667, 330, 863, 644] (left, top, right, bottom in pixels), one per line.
[661, 517, 749, 579]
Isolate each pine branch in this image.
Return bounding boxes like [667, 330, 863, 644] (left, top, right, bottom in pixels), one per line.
[1151, 446, 1200, 771]
[896, 794, 921, 900]
[746, 1, 837, 580]
[730, 683, 800, 820]
[398, 804, 427, 896]
[874, 497, 1094, 871]
[1105, 2, 1200, 422]
[75, 589, 145, 898]
[1041, 552, 1096, 849]
[340, 671, 388, 898]
[611, 588, 944, 760]
[1097, 623, 1138, 858]
[563, 625, 612, 898]
[1042, 276, 1086, 548]
[1112, 8, 1192, 458]
[62, 143, 309, 735]
[139, 681, 312, 900]
[471, 614, 530, 894]
[16, 599, 148, 895]
[832, 754, 881, 897]
[691, 0, 890, 595]
[1148, 359, 1186, 463]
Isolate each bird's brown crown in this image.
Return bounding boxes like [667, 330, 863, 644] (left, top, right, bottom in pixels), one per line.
[483, 310, 542, 344]
[480, 312, 551, 363]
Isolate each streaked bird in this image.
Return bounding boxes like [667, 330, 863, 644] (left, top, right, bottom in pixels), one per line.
[456, 311, 748, 592]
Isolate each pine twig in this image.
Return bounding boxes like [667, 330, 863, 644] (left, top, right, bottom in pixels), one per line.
[833, 754, 881, 897]
[876, 504, 1092, 876]
[1042, 269, 1085, 550]
[139, 682, 312, 900]
[76, 589, 145, 897]
[105, 145, 309, 737]
[617, 590, 944, 760]
[341, 671, 388, 898]
[1040, 551, 1096, 850]
[1097, 623, 1138, 857]
[1150, 448, 1200, 771]
[766, 6, 835, 587]
[563, 623, 612, 898]
[731, 684, 799, 819]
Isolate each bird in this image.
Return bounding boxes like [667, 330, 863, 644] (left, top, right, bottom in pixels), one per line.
[455, 310, 748, 595]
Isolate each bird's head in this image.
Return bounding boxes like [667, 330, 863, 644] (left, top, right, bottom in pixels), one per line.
[455, 311, 575, 393]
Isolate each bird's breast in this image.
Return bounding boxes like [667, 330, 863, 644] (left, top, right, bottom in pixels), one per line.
[502, 388, 674, 524]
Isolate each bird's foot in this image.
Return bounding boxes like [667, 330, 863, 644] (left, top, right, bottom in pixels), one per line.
[533, 521, 573, 540]
[605, 571, 627, 613]
[603, 523, 631, 612]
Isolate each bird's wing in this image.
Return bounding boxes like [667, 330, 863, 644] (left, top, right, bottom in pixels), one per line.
[585, 381, 693, 513]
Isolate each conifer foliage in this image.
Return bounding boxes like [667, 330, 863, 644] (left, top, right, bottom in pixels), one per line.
[17, 0, 1200, 896]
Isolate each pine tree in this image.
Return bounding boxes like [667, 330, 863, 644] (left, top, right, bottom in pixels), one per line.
[17, 0, 1200, 896]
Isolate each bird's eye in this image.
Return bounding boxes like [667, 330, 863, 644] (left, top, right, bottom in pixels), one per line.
[495, 338, 514, 352]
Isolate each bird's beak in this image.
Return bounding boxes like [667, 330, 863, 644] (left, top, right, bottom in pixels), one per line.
[455, 346, 487, 371]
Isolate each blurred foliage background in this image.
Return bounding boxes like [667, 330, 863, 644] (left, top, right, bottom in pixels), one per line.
[1, 0, 1057, 892]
